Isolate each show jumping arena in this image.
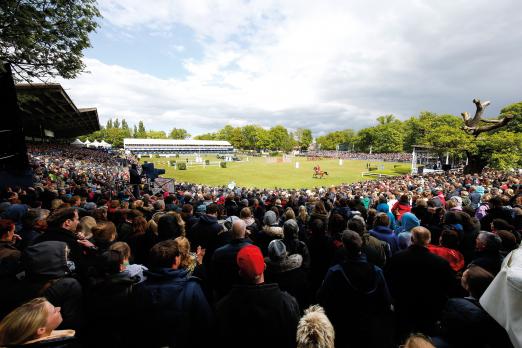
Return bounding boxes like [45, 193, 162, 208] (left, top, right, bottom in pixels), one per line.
[142, 155, 410, 189]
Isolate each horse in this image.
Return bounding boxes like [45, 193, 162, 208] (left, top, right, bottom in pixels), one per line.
[313, 170, 329, 179]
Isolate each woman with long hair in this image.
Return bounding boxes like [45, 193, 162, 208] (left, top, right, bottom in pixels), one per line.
[0, 297, 76, 347]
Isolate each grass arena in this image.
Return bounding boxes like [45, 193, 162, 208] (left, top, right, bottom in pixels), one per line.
[142, 155, 411, 189]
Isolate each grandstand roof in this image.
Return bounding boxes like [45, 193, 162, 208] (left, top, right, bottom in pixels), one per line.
[16, 83, 100, 138]
[124, 138, 232, 146]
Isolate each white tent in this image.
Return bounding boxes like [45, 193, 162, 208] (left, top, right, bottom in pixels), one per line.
[83, 139, 91, 146]
[90, 140, 101, 148]
[71, 139, 84, 147]
[99, 140, 112, 148]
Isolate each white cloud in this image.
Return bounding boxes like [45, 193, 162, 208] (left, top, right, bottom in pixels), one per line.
[61, 0, 522, 137]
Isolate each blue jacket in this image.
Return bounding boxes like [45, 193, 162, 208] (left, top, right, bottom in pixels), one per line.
[376, 203, 397, 230]
[132, 268, 213, 348]
[369, 226, 400, 254]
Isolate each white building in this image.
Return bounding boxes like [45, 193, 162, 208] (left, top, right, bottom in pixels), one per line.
[123, 138, 234, 155]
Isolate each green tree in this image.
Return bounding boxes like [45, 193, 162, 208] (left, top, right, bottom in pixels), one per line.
[121, 119, 129, 130]
[499, 102, 522, 134]
[194, 133, 217, 140]
[0, 0, 101, 82]
[356, 124, 404, 153]
[268, 125, 293, 151]
[376, 114, 396, 125]
[133, 125, 138, 138]
[295, 128, 313, 150]
[146, 130, 167, 139]
[106, 119, 113, 129]
[113, 118, 120, 129]
[136, 121, 146, 138]
[255, 127, 271, 150]
[241, 125, 261, 150]
[169, 128, 190, 139]
[316, 129, 356, 150]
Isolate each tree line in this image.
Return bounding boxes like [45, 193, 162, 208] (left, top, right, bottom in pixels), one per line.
[80, 100, 521, 171]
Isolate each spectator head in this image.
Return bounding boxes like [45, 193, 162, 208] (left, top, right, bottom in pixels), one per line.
[174, 236, 193, 270]
[268, 239, 287, 262]
[341, 230, 363, 257]
[284, 207, 296, 221]
[491, 218, 513, 232]
[239, 207, 252, 219]
[263, 210, 278, 226]
[157, 213, 185, 241]
[181, 204, 193, 215]
[476, 231, 502, 253]
[488, 196, 503, 209]
[92, 221, 117, 242]
[310, 218, 325, 236]
[296, 305, 335, 348]
[461, 265, 494, 299]
[495, 230, 518, 253]
[0, 298, 63, 346]
[411, 226, 431, 247]
[237, 245, 265, 283]
[50, 199, 63, 211]
[439, 229, 460, 250]
[153, 200, 165, 211]
[78, 216, 97, 240]
[401, 333, 435, 348]
[231, 219, 247, 239]
[46, 208, 79, 232]
[0, 219, 15, 242]
[206, 203, 218, 216]
[283, 219, 299, 240]
[149, 240, 181, 269]
[109, 241, 131, 262]
[99, 250, 124, 275]
[374, 212, 390, 228]
[347, 217, 365, 237]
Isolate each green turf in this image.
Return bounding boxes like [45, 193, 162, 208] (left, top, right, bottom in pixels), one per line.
[143, 155, 410, 189]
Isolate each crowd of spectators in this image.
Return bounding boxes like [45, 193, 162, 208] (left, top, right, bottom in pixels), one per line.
[304, 150, 413, 162]
[0, 143, 520, 347]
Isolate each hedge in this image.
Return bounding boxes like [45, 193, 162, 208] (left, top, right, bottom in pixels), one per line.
[220, 161, 227, 168]
[178, 162, 187, 170]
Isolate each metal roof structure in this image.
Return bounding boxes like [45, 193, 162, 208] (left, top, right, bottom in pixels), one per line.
[16, 83, 100, 138]
[124, 138, 232, 146]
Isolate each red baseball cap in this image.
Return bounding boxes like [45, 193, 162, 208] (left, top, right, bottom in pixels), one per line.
[237, 245, 265, 279]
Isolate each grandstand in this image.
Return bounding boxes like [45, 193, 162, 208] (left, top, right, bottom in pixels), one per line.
[123, 138, 234, 155]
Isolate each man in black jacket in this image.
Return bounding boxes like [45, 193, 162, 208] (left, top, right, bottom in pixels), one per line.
[211, 219, 252, 300]
[216, 245, 300, 348]
[33, 208, 96, 280]
[129, 164, 141, 199]
[188, 203, 224, 266]
[385, 226, 457, 339]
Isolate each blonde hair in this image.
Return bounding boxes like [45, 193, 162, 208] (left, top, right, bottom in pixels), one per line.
[110, 241, 131, 260]
[298, 206, 308, 223]
[0, 298, 49, 346]
[285, 207, 296, 221]
[92, 221, 117, 242]
[50, 199, 63, 211]
[79, 216, 97, 239]
[402, 334, 435, 348]
[297, 305, 335, 348]
[174, 236, 195, 272]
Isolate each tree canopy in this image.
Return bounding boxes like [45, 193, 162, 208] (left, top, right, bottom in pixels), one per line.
[0, 0, 101, 82]
[80, 100, 521, 172]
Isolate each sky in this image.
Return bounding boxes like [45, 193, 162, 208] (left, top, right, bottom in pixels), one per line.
[57, 0, 522, 138]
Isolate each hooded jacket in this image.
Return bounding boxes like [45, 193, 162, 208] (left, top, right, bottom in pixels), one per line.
[132, 268, 213, 348]
[318, 254, 393, 348]
[396, 213, 420, 250]
[189, 214, 224, 265]
[17, 241, 83, 330]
